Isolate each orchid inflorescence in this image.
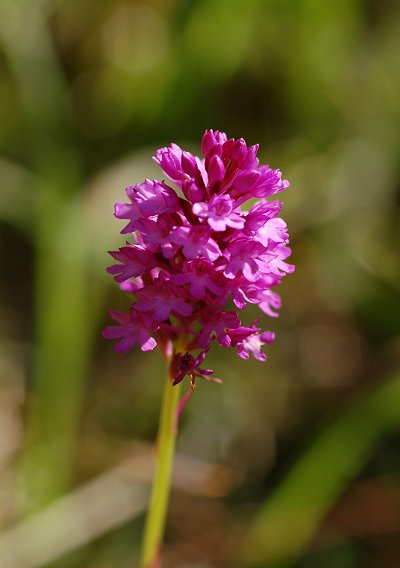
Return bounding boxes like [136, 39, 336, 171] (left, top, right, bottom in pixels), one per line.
[103, 130, 294, 384]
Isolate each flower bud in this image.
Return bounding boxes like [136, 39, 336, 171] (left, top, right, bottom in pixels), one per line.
[208, 155, 226, 183]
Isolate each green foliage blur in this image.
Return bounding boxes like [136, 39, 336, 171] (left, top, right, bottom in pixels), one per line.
[0, 0, 399, 567]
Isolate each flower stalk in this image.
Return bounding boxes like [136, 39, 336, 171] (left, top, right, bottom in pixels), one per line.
[103, 129, 294, 564]
[140, 367, 182, 568]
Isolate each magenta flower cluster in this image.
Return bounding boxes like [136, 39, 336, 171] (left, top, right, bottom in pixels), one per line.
[103, 130, 294, 384]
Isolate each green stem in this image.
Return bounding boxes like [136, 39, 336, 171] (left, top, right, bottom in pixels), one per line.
[140, 372, 182, 568]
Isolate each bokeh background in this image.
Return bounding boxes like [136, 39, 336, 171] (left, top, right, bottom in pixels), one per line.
[1, 0, 400, 567]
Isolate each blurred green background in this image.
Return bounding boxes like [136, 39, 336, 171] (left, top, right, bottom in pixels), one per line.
[1, 0, 400, 567]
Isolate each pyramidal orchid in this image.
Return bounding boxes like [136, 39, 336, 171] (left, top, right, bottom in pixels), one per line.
[103, 130, 293, 567]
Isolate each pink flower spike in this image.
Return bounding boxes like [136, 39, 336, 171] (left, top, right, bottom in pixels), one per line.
[104, 129, 293, 385]
[192, 194, 244, 232]
[153, 143, 184, 182]
[224, 240, 266, 281]
[171, 259, 224, 299]
[244, 199, 283, 234]
[102, 308, 158, 353]
[251, 166, 290, 200]
[170, 226, 221, 261]
[115, 180, 180, 233]
[240, 144, 259, 170]
[107, 246, 157, 282]
[229, 324, 275, 361]
[198, 308, 241, 348]
[257, 288, 282, 317]
[229, 170, 261, 201]
[201, 130, 218, 156]
[201, 129, 227, 157]
[256, 218, 289, 248]
[134, 214, 178, 259]
[181, 151, 199, 178]
[154, 145, 206, 203]
[258, 244, 295, 277]
[135, 277, 193, 321]
[208, 155, 226, 183]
